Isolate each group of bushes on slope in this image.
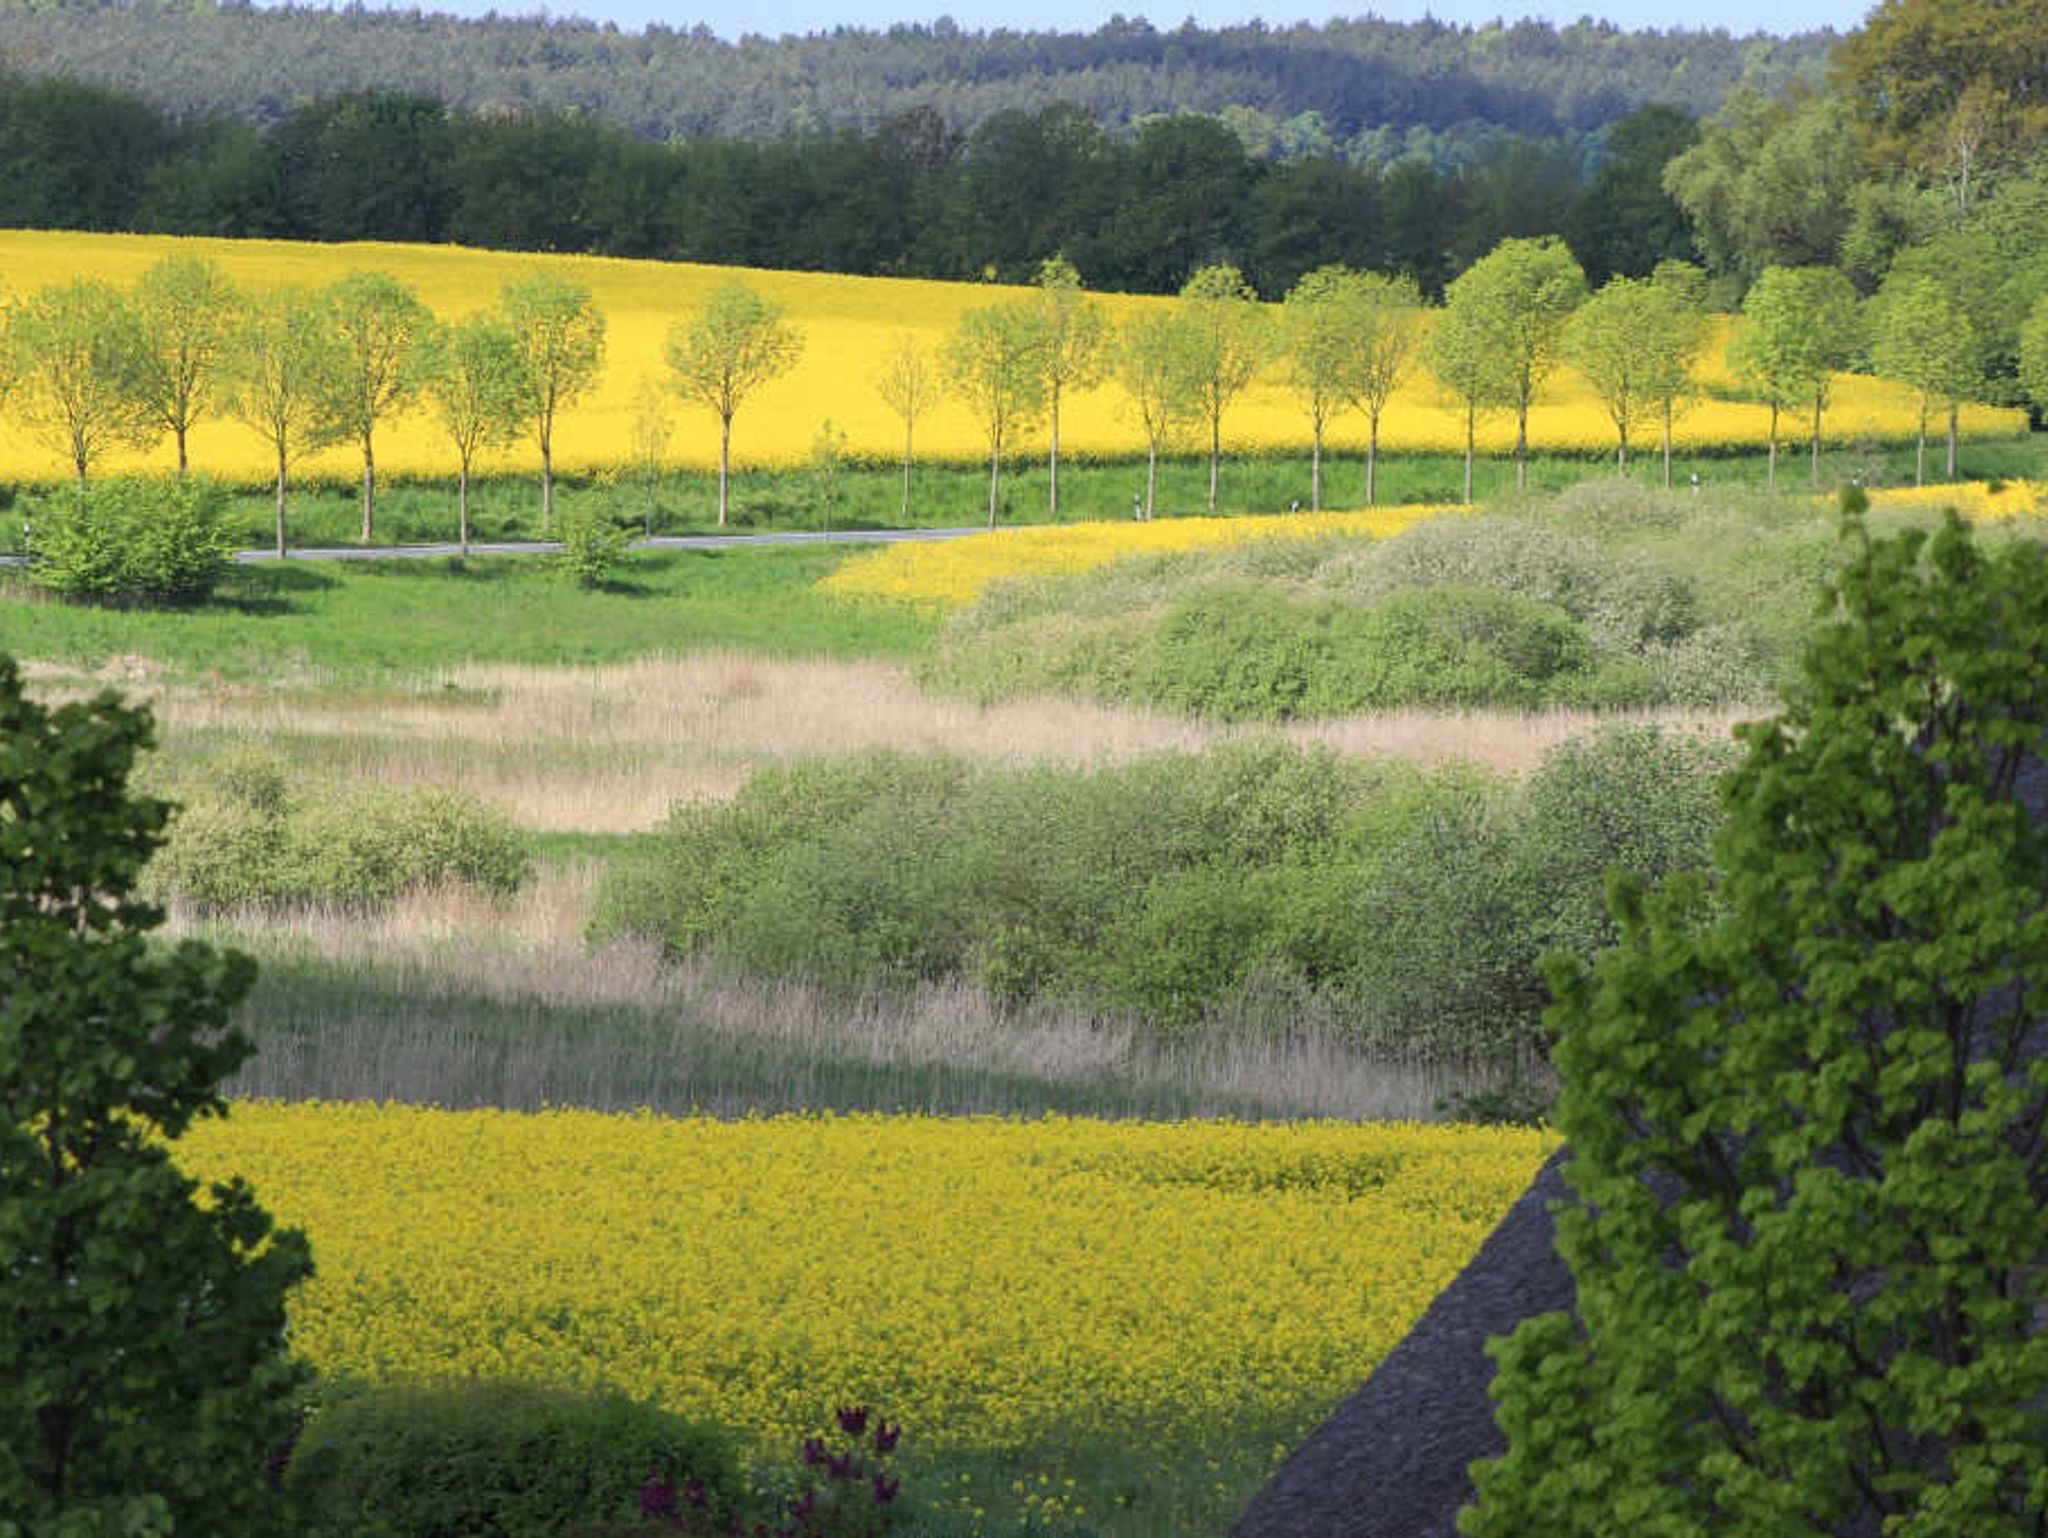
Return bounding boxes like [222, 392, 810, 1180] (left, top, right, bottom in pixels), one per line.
[921, 486, 1841, 718]
[144, 747, 529, 908]
[592, 728, 1733, 1063]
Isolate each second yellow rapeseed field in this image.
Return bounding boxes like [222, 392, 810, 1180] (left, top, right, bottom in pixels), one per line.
[0, 229, 2027, 487]
[821, 504, 1463, 606]
[175, 1102, 1552, 1462]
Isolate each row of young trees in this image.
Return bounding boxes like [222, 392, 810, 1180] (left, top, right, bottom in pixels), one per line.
[0, 241, 2019, 553]
[0, 257, 836, 550]
[0, 257, 610, 553]
[927, 235, 2008, 528]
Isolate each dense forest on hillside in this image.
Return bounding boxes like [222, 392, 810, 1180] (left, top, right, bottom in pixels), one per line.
[0, 2, 1829, 145]
[0, 73, 1705, 295]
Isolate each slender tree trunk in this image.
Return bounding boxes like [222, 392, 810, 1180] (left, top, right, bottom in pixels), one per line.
[1662, 401, 1673, 491]
[1145, 441, 1158, 519]
[274, 446, 289, 558]
[72, 449, 87, 491]
[359, 431, 375, 544]
[1515, 406, 1528, 490]
[1767, 402, 1778, 493]
[539, 421, 555, 534]
[1617, 419, 1628, 475]
[986, 424, 1002, 529]
[1463, 402, 1475, 505]
[175, 426, 189, 478]
[458, 455, 472, 556]
[1310, 414, 1323, 512]
[1810, 394, 1823, 490]
[900, 421, 913, 523]
[1947, 401, 1959, 479]
[1208, 407, 1221, 512]
[1048, 385, 1061, 519]
[1366, 413, 1380, 506]
[1916, 395, 1928, 486]
[718, 415, 732, 528]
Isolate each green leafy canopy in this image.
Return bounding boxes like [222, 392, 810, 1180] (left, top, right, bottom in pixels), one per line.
[1465, 513, 2048, 1537]
[0, 655, 312, 1536]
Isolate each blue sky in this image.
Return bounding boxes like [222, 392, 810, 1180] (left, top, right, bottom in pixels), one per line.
[416, 0, 1874, 42]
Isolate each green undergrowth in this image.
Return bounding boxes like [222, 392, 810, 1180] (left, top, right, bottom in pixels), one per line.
[593, 729, 1735, 1063]
[0, 544, 936, 679]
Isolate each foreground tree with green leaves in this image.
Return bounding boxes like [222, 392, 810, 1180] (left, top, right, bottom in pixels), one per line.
[0, 654, 313, 1534]
[1465, 513, 2048, 1536]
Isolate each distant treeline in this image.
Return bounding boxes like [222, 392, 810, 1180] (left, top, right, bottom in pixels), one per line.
[0, 75, 1701, 297]
[0, 1, 1827, 145]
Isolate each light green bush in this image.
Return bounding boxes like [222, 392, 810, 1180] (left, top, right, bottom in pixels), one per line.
[147, 749, 530, 908]
[558, 508, 630, 588]
[24, 477, 235, 606]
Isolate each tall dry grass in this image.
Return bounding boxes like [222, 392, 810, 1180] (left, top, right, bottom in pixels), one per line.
[180, 866, 1508, 1122]
[132, 653, 1750, 830]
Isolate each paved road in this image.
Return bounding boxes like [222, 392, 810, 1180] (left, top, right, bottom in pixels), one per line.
[1, 524, 990, 568]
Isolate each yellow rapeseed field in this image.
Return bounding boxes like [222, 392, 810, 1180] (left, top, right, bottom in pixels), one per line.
[822, 504, 1460, 607]
[0, 230, 2027, 486]
[176, 1102, 1551, 1460]
[1865, 477, 2048, 522]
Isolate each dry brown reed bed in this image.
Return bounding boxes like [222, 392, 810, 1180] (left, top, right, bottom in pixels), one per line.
[182, 867, 1493, 1122]
[124, 652, 1753, 830]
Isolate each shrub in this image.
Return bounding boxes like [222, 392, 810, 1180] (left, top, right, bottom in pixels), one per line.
[1320, 515, 1699, 652]
[147, 749, 530, 908]
[23, 476, 235, 605]
[1311, 586, 1610, 712]
[283, 786, 530, 903]
[1133, 584, 1332, 719]
[285, 1381, 745, 1538]
[560, 508, 631, 587]
[596, 736, 1731, 1057]
[1507, 723, 1735, 963]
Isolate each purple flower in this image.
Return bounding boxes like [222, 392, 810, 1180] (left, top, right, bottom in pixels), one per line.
[788, 1488, 817, 1520]
[827, 1450, 860, 1480]
[871, 1471, 901, 1505]
[801, 1435, 828, 1467]
[684, 1477, 708, 1508]
[872, 1420, 901, 1453]
[835, 1404, 870, 1437]
[641, 1468, 679, 1519]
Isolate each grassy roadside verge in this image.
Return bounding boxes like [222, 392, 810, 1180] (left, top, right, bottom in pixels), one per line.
[1, 545, 937, 678]
[5, 438, 2039, 554]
